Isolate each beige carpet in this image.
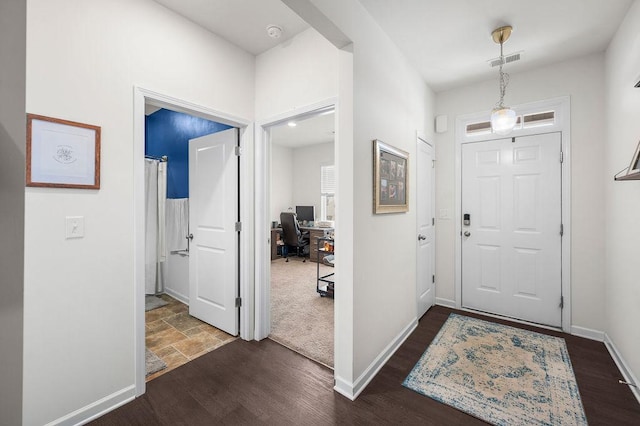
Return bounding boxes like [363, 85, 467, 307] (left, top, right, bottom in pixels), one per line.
[270, 257, 334, 368]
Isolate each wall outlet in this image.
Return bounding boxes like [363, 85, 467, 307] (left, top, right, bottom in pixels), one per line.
[65, 216, 85, 239]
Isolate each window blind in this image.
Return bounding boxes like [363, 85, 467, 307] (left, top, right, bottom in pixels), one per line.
[321, 165, 335, 194]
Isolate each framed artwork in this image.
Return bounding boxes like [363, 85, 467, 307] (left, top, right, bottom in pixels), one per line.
[373, 139, 409, 214]
[614, 139, 640, 181]
[628, 139, 640, 175]
[26, 114, 101, 189]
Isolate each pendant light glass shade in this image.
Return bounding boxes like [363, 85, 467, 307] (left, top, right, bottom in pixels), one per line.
[491, 107, 517, 135]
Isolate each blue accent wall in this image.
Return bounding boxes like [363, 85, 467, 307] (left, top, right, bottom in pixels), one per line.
[145, 109, 232, 198]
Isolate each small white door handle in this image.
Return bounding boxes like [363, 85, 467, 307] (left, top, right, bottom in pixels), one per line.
[418, 234, 427, 241]
[464, 231, 471, 237]
[187, 233, 194, 241]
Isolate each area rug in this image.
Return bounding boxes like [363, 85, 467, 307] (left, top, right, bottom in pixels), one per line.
[145, 348, 167, 376]
[145, 295, 168, 312]
[403, 314, 588, 425]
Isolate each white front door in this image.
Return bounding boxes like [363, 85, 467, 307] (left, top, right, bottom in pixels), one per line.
[188, 128, 239, 336]
[461, 132, 562, 327]
[417, 138, 435, 318]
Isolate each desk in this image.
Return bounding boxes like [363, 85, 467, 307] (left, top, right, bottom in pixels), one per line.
[271, 226, 334, 262]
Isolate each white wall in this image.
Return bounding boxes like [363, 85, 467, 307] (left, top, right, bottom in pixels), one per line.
[292, 141, 335, 215]
[284, 0, 435, 396]
[604, 0, 640, 385]
[270, 141, 334, 223]
[24, 0, 254, 424]
[255, 28, 339, 118]
[270, 144, 294, 222]
[435, 53, 607, 332]
[0, 1, 25, 424]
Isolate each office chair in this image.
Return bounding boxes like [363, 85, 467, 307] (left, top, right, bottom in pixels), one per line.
[279, 212, 310, 262]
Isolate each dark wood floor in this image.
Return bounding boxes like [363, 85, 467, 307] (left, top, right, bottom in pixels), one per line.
[92, 306, 640, 425]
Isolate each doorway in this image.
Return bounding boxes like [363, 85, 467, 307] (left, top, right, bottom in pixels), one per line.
[461, 133, 562, 327]
[134, 87, 253, 396]
[455, 96, 571, 331]
[255, 100, 337, 369]
[143, 110, 240, 380]
[416, 136, 435, 319]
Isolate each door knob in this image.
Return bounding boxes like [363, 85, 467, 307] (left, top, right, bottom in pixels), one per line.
[187, 233, 194, 241]
[418, 234, 427, 241]
[464, 231, 471, 237]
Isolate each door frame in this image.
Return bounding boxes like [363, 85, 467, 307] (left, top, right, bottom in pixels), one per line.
[416, 133, 435, 317]
[254, 97, 337, 341]
[133, 87, 253, 397]
[454, 96, 571, 332]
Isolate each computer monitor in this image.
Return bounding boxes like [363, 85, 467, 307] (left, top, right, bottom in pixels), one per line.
[295, 205, 315, 223]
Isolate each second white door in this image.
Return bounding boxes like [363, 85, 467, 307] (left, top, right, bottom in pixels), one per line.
[461, 132, 562, 327]
[189, 128, 239, 336]
[417, 138, 435, 318]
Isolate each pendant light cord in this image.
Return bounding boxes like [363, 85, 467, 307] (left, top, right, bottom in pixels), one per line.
[495, 38, 510, 110]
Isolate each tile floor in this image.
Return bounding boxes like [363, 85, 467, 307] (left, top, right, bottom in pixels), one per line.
[145, 294, 236, 381]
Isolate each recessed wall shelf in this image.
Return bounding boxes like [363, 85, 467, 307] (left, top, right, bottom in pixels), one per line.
[614, 140, 640, 181]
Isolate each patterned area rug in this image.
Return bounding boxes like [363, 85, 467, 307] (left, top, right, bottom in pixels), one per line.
[403, 314, 588, 425]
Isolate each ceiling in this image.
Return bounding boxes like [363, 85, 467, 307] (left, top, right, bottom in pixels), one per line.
[151, 0, 633, 145]
[153, 0, 309, 55]
[153, 0, 633, 92]
[359, 0, 633, 91]
[270, 110, 335, 148]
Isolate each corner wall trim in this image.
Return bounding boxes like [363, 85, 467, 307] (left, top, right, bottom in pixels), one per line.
[164, 288, 189, 306]
[570, 325, 605, 342]
[334, 318, 418, 400]
[435, 298, 456, 309]
[45, 385, 135, 426]
[604, 333, 640, 404]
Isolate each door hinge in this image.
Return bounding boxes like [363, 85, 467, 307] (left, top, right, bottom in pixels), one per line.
[235, 146, 242, 156]
[235, 297, 242, 308]
[560, 151, 564, 163]
[432, 217, 435, 226]
[235, 222, 242, 232]
[560, 223, 564, 237]
[559, 296, 564, 309]
[432, 159, 435, 169]
[432, 275, 435, 284]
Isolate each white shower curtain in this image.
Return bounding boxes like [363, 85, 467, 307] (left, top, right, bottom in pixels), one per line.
[145, 159, 167, 295]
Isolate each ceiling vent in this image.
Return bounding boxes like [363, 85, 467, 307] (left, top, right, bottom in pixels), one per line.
[488, 51, 523, 68]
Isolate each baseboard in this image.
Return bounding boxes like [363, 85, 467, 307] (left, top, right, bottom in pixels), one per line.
[45, 385, 135, 426]
[570, 325, 604, 342]
[435, 297, 456, 309]
[164, 288, 189, 305]
[333, 319, 418, 400]
[604, 333, 640, 404]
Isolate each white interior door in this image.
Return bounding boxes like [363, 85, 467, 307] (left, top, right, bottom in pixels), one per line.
[189, 128, 239, 336]
[417, 138, 435, 318]
[461, 132, 562, 327]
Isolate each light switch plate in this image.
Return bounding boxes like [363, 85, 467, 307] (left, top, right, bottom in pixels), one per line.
[439, 209, 451, 220]
[65, 216, 84, 239]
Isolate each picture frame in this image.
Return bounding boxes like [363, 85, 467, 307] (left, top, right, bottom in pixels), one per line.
[628, 139, 640, 175]
[27, 114, 101, 189]
[373, 139, 409, 214]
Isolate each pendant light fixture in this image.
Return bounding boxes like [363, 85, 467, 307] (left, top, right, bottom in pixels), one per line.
[490, 25, 517, 135]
